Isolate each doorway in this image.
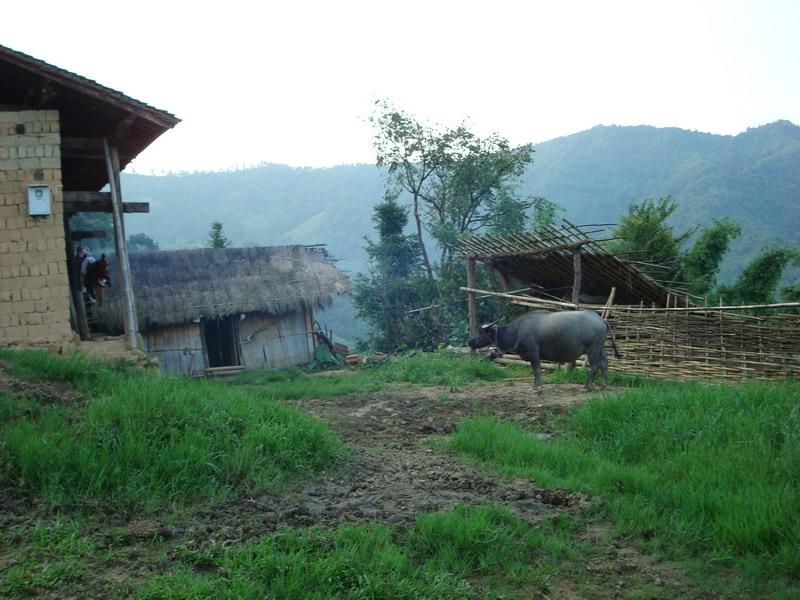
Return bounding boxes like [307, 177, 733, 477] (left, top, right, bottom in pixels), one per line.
[202, 315, 241, 368]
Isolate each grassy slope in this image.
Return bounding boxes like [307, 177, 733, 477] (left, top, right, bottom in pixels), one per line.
[3, 349, 798, 597]
[450, 380, 800, 595]
[0, 349, 345, 511]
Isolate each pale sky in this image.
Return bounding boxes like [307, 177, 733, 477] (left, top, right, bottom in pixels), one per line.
[2, 0, 798, 173]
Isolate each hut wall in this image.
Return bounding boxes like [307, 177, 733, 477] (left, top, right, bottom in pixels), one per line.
[143, 322, 205, 376]
[0, 110, 72, 346]
[239, 309, 315, 370]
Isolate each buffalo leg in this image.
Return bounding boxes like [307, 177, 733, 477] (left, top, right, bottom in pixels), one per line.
[529, 355, 544, 395]
[585, 347, 607, 390]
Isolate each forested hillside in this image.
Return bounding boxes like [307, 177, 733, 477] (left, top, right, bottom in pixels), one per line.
[123, 120, 800, 281]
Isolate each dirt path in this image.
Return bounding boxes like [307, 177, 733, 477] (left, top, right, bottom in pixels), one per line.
[200, 381, 596, 544]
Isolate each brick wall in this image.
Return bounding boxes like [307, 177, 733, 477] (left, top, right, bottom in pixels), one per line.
[0, 110, 72, 345]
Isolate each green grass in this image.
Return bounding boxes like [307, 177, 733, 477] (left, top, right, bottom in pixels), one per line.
[449, 380, 800, 590]
[135, 505, 577, 599]
[230, 349, 527, 400]
[0, 349, 345, 511]
[0, 518, 98, 596]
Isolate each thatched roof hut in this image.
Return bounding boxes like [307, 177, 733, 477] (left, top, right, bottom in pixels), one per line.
[93, 246, 350, 375]
[97, 245, 350, 331]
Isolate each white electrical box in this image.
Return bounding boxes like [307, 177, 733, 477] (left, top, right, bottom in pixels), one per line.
[27, 185, 52, 217]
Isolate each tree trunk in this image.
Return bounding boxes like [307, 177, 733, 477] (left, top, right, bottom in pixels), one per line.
[413, 192, 433, 280]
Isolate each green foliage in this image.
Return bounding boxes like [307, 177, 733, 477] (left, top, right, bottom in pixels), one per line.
[450, 380, 800, 584]
[678, 217, 741, 295]
[370, 101, 534, 275]
[207, 221, 232, 248]
[0, 349, 344, 511]
[138, 523, 473, 600]
[613, 198, 796, 303]
[128, 232, 160, 253]
[715, 246, 800, 304]
[0, 518, 96, 596]
[230, 349, 524, 397]
[136, 505, 576, 599]
[529, 196, 564, 232]
[610, 196, 688, 280]
[366, 102, 535, 350]
[352, 196, 438, 352]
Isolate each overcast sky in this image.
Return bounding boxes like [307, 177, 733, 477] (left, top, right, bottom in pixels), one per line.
[2, 0, 798, 173]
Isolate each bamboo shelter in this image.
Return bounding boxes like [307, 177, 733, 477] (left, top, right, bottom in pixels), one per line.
[94, 245, 351, 375]
[457, 223, 800, 383]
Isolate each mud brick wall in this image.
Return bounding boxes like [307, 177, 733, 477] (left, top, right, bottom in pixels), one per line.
[0, 110, 72, 345]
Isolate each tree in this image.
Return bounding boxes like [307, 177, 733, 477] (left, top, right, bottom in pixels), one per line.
[371, 101, 534, 275]
[715, 247, 799, 305]
[207, 221, 231, 248]
[351, 196, 436, 352]
[128, 233, 160, 253]
[610, 197, 689, 281]
[529, 196, 564, 232]
[677, 218, 741, 296]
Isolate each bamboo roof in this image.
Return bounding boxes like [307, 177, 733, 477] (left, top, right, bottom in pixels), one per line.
[94, 245, 351, 331]
[455, 221, 685, 307]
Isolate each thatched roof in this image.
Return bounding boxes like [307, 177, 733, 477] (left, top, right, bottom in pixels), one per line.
[95, 245, 350, 331]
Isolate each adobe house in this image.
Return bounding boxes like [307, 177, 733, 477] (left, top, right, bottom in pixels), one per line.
[0, 44, 179, 349]
[92, 246, 351, 375]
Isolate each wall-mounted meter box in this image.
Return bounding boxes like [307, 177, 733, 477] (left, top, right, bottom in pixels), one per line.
[27, 185, 52, 217]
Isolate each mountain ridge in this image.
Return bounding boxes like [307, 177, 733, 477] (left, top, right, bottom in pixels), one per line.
[122, 120, 800, 281]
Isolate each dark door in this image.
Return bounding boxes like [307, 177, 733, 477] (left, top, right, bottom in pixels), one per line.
[202, 315, 240, 367]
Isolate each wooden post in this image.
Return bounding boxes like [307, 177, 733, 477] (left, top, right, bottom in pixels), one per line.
[63, 217, 90, 340]
[466, 258, 478, 341]
[567, 247, 583, 370]
[571, 246, 582, 306]
[103, 138, 139, 350]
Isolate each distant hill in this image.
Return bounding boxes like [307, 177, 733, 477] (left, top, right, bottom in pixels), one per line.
[123, 120, 800, 283]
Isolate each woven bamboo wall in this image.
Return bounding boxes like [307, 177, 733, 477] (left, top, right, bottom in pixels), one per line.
[608, 309, 800, 382]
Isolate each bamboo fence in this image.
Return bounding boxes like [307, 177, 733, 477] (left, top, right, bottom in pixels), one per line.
[606, 305, 800, 382]
[460, 287, 800, 383]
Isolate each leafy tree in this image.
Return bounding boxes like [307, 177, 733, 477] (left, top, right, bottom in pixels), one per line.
[677, 218, 741, 296]
[781, 283, 800, 302]
[207, 221, 231, 248]
[368, 103, 535, 348]
[529, 196, 564, 232]
[371, 101, 534, 275]
[351, 196, 437, 352]
[127, 233, 160, 253]
[715, 247, 799, 305]
[610, 197, 689, 281]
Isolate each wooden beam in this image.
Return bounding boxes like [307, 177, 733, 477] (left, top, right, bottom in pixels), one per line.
[63, 191, 148, 214]
[466, 258, 478, 340]
[70, 230, 107, 241]
[457, 239, 592, 261]
[61, 137, 137, 160]
[571, 247, 582, 305]
[104, 139, 139, 351]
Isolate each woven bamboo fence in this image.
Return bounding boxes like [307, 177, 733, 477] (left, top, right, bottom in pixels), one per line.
[460, 286, 800, 383]
[606, 307, 800, 382]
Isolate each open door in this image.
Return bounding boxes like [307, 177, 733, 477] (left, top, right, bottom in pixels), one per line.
[201, 315, 241, 368]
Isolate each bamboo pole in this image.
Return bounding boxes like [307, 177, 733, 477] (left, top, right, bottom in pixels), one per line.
[103, 138, 138, 351]
[466, 258, 478, 339]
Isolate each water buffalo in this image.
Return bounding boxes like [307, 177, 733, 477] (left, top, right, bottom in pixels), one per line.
[468, 310, 620, 390]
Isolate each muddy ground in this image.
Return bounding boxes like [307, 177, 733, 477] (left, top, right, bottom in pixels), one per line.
[0, 367, 704, 599]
